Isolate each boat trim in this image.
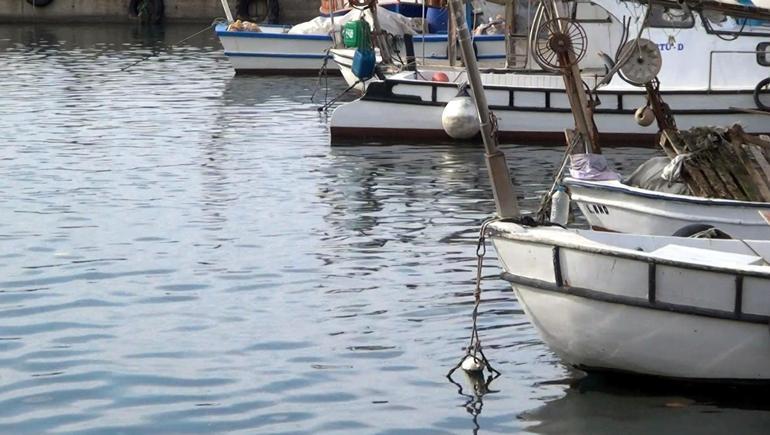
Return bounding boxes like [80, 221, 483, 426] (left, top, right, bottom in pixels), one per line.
[412, 34, 505, 42]
[565, 178, 770, 208]
[361, 80, 757, 116]
[329, 126, 653, 146]
[501, 268, 769, 324]
[216, 29, 332, 41]
[418, 54, 507, 60]
[490, 227, 770, 278]
[233, 68, 340, 75]
[224, 51, 330, 59]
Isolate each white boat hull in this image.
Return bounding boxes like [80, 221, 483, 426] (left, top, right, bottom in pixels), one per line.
[216, 24, 337, 74]
[330, 0, 770, 145]
[565, 178, 770, 239]
[330, 76, 770, 145]
[514, 284, 770, 380]
[489, 222, 770, 381]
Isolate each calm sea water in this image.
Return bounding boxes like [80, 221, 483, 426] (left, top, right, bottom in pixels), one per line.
[2, 23, 770, 434]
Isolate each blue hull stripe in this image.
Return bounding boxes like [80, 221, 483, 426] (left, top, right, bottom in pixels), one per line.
[215, 24, 503, 43]
[224, 51, 330, 59]
[215, 24, 332, 41]
[413, 34, 505, 42]
[423, 54, 506, 60]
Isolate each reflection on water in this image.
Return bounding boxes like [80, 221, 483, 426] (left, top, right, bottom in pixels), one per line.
[447, 367, 502, 435]
[1, 22, 768, 434]
[523, 373, 770, 434]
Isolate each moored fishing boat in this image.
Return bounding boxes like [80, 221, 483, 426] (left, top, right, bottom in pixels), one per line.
[564, 175, 770, 239]
[488, 219, 770, 381]
[216, 22, 338, 74]
[215, 1, 425, 74]
[215, 0, 509, 75]
[329, 0, 770, 144]
[447, 0, 770, 383]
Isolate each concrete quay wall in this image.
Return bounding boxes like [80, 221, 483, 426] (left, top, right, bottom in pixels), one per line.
[0, 0, 318, 24]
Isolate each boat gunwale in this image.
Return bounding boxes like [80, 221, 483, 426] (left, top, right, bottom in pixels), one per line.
[215, 25, 332, 41]
[377, 75, 759, 96]
[223, 51, 330, 59]
[565, 178, 770, 208]
[487, 223, 770, 278]
[502, 272, 770, 325]
[357, 80, 759, 117]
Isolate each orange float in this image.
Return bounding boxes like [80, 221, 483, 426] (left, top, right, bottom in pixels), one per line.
[320, 0, 348, 15]
[431, 72, 450, 82]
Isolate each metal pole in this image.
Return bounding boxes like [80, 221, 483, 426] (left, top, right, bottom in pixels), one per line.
[505, 0, 515, 69]
[370, 1, 394, 64]
[219, 0, 234, 22]
[421, 0, 427, 65]
[329, 0, 339, 47]
[448, 0, 519, 218]
[447, 0, 457, 67]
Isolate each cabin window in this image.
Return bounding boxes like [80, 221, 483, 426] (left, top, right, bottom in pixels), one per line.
[758, 42, 770, 67]
[571, 1, 612, 23]
[701, 12, 770, 37]
[647, 4, 694, 28]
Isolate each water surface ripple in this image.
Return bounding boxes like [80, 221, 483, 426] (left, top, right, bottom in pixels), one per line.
[1, 23, 769, 434]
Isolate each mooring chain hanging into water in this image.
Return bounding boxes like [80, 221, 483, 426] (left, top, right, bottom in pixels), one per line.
[447, 218, 501, 380]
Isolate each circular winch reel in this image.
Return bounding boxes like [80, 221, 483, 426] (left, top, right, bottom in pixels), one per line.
[618, 38, 663, 85]
[533, 18, 588, 70]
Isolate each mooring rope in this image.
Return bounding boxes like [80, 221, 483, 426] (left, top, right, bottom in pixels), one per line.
[311, 48, 333, 105]
[316, 79, 362, 112]
[120, 17, 227, 72]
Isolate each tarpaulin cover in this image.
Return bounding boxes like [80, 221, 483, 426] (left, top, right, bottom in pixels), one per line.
[569, 153, 622, 181]
[289, 6, 419, 36]
[624, 156, 690, 195]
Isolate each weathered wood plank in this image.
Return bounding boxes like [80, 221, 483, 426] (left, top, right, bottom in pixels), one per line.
[656, 125, 770, 201]
[735, 149, 770, 201]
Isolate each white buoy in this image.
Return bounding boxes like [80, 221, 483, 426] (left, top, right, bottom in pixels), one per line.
[634, 106, 655, 127]
[549, 185, 570, 226]
[442, 95, 481, 139]
[461, 355, 484, 373]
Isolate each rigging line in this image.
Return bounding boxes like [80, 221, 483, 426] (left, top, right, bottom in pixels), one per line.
[420, 0, 426, 67]
[120, 18, 226, 72]
[316, 79, 362, 112]
[715, 17, 748, 41]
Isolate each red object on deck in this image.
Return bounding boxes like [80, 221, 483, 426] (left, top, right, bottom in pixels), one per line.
[431, 72, 449, 82]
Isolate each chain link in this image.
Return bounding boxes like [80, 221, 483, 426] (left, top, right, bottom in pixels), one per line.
[448, 218, 501, 378]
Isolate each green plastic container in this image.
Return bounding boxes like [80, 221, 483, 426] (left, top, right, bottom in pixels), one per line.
[342, 20, 371, 49]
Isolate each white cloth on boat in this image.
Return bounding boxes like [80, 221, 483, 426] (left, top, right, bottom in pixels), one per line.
[289, 6, 418, 36]
[568, 153, 621, 181]
[661, 153, 690, 185]
[624, 156, 689, 194]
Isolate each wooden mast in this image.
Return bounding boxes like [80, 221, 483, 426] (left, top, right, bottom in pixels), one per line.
[447, 0, 458, 66]
[448, 0, 520, 218]
[542, 0, 600, 154]
[370, 0, 393, 64]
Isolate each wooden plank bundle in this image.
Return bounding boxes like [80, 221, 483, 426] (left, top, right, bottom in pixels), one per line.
[658, 125, 770, 202]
